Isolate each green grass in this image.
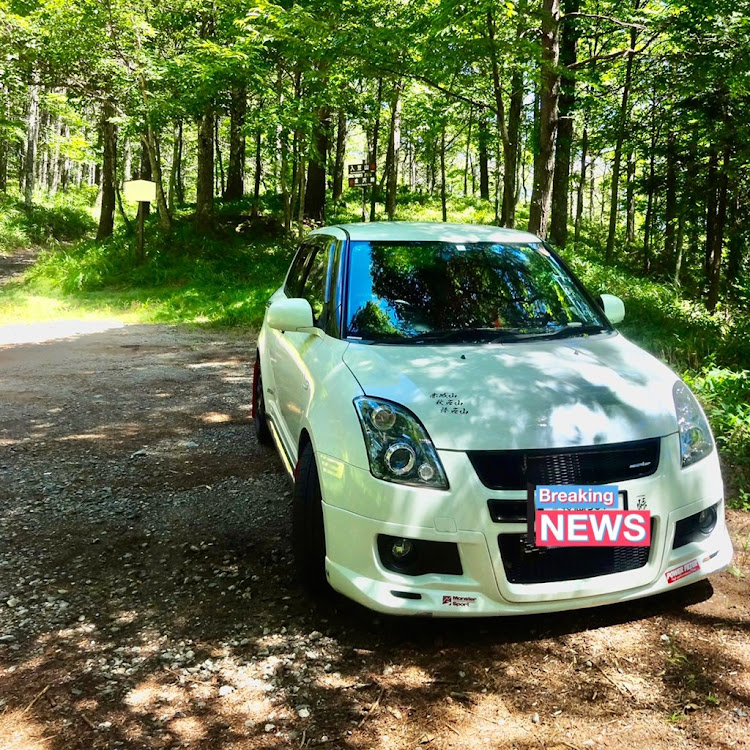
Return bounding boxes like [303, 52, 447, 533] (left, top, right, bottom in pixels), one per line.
[2, 190, 748, 506]
[0, 189, 97, 250]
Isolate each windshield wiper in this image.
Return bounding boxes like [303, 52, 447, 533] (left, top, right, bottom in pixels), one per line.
[401, 328, 502, 344]
[546, 323, 608, 339]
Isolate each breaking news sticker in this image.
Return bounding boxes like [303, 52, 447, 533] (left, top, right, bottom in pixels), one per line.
[535, 510, 651, 547]
[665, 558, 701, 584]
[535, 484, 621, 510]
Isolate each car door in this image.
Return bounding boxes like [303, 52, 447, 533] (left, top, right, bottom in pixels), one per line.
[268, 235, 338, 461]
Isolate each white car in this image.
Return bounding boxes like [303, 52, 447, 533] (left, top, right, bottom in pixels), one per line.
[254, 222, 732, 616]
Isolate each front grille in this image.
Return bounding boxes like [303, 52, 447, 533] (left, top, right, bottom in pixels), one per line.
[497, 532, 652, 584]
[469, 438, 660, 490]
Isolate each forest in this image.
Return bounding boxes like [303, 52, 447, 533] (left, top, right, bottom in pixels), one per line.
[0, 0, 748, 304]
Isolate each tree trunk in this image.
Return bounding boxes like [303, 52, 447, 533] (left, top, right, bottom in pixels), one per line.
[478, 115, 491, 201]
[168, 120, 183, 212]
[369, 78, 383, 221]
[214, 115, 224, 197]
[674, 211, 685, 285]
[706, 145, 730, 311]
[486, 10, 512, 226]
[549, 0, 579, 247]
[503, 69, 524, 227]
[139, 140, 152, 218]
[96, 101, 117, 241]
[332, 110, 346, 201]
[528, 0, 561, 238]
[440, 125, 447, 222]
[24, 79, 40, 207]
[642, 131, 657, 273]
[252, 127, 262, 218]
[48, 117, 62, 194]
[574, 125, 588, 245]
[663, 131, 678, 270]
[280, 68, 293, 232]
[725, 191, 741, 297]
[304, 108, 330, 222]
[625, 149, 636, 247]
[463, 107, 473, 196]
[195, 107, 215, 232]
[38, 108, 50, 190]
[297, 151, 307, 237]
[0, 86, 7, 191]
[224, 87, 246, 201]
[385, 83, 402, 220]
[605, 18, 640, 262]
[0, 138, 7, 192]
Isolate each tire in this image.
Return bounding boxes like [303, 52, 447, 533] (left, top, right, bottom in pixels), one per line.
[253, 355, 273, 446]
[292, 442, 328, 592]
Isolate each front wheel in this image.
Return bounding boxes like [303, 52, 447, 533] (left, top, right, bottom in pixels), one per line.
[292, 442, 328, 592]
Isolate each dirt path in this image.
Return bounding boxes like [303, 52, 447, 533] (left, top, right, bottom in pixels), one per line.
[0, 321, 748, 750]
[0, 247, 38, 286]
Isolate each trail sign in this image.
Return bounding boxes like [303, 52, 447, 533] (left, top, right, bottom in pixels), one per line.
[348, 174, 377, 187]
[348, 162, 377, 175]
[123, 180, 156, 263]
[348, 162, 378, 221]
[123, 179, 156, 202]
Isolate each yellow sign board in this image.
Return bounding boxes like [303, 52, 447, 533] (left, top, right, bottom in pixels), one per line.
[123, 179, 156, 202]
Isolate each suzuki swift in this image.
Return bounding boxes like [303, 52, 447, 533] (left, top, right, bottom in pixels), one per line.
[254, 222, 732, 616]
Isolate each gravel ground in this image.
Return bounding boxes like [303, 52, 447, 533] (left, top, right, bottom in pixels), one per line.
[0, 320, 748, 750]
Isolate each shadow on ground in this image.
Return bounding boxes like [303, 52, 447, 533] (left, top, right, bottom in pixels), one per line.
[0, 324, 748, 750]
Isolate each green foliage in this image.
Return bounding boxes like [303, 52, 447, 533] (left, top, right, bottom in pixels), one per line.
[22, 208, 296, 327]
[684, 366, 750, 506]
[0, 189, 96, 249]
[564, 237, 750, 508]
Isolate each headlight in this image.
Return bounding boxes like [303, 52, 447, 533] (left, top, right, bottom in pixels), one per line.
[673, 381, 714, 467]
[354, 397, 449, 489]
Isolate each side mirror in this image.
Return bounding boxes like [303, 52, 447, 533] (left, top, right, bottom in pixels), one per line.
[267, 298, 315, 331]
[599, 293, 625, 325]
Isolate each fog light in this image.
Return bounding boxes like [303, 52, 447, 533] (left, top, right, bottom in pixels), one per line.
[391, 538, 414, 560]
[697, 506, 717, 534]
[384, 443, 416, 475]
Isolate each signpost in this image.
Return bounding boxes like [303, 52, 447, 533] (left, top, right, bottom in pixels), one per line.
[123, 180, 156, 263]
[348, 162, 377, 221]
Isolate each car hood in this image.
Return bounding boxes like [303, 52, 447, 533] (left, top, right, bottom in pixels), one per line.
[342, 333, 679, 451]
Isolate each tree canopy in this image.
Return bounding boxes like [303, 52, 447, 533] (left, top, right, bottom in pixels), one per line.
[2, 0, 750, 311]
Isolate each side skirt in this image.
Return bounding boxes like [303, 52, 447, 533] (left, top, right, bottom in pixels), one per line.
[266, 414, 296, 484]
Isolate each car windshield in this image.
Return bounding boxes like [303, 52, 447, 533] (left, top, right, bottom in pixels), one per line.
[345, 240, 609, 343]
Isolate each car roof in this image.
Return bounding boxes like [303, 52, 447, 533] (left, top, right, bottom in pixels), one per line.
[309, 221, 541, 244]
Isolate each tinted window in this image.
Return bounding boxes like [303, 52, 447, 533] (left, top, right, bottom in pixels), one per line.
[345, 241, 609, 343]
[284, 243, 315, 298]
[299, 238, 337, 327]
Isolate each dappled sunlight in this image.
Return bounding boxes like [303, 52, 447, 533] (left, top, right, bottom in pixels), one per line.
[57, 432, 107, 442]
[0, 711, 52, 750]
[199, 412, 232, 424]
[0, 323, 746, 750]
[0, 318, 125, 347]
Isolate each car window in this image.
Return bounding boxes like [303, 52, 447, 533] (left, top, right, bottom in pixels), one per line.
[284, 243, 315, 298]
[300, 239, 336, 327]
[345, 241, 610, 342]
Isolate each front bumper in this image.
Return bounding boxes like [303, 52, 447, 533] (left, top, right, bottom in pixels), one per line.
[315, 436, 733, 617]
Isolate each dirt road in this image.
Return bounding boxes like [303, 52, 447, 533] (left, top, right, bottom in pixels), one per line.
[0, 321, 748, 750]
